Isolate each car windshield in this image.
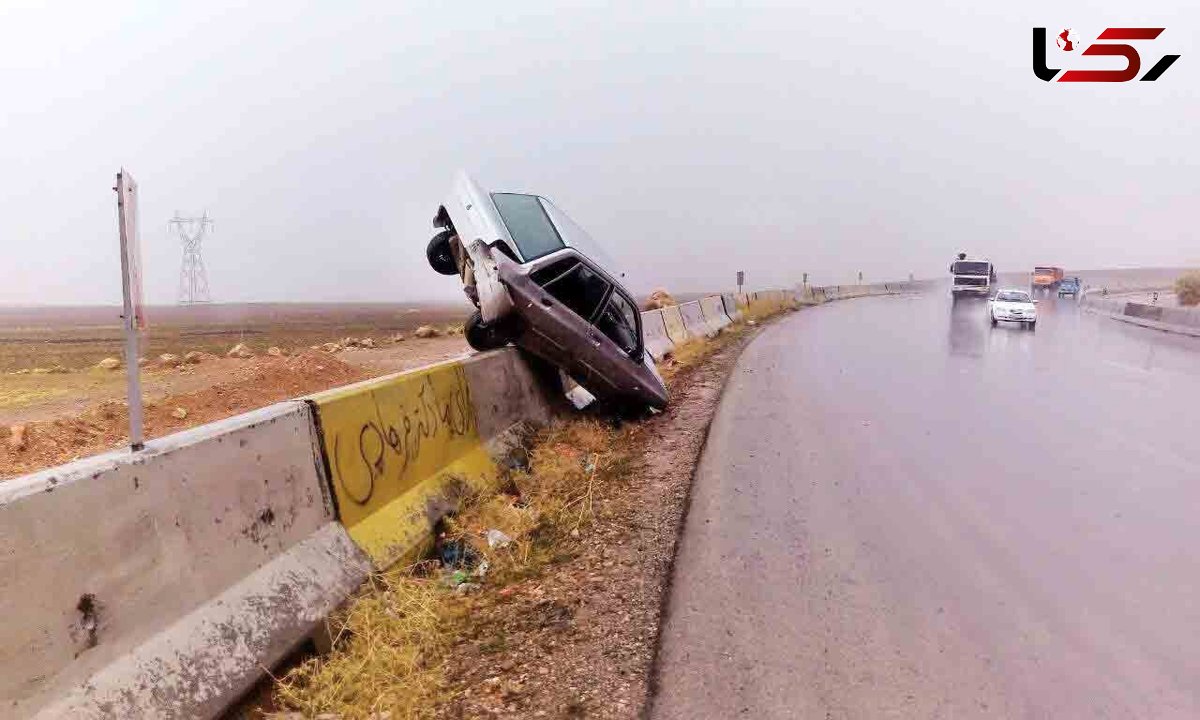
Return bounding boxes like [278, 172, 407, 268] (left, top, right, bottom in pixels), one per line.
[491, 193, 567, 261]
[996, 291, 1030, 302]
[952, 261, 990, 275]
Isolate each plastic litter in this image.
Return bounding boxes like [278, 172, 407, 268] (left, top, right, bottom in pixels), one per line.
[486, 529, 513, 548]
[438, 538, 477, 568]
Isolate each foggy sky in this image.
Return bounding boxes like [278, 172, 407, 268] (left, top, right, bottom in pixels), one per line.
[1, 1, 1197, 305]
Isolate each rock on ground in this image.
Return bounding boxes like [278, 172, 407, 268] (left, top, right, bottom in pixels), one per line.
[159, 353, 181, 365]
[184, 351, 204, 364]
[226, 343, 254, 359]
[267, 346, 284, 357]
[97, 357, 121, 370]
[643, 288, 678, 310]
[414, 325, 439, 339]
[8, 425, 26, 451]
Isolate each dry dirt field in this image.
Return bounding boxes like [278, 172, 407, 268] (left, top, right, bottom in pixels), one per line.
[1, 302, 472, 479]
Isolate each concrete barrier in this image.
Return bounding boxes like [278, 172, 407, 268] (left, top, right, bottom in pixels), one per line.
[306, 350, 554, 569]
[1124, 302, 1164, 321]
[721, 293, 742, 322]
[0, 402, 369, 719]
[661, 304, 690, 344]
[699, 295, 731, 334]
[641, 309, 675, 360]
[678, 300, 712, 339]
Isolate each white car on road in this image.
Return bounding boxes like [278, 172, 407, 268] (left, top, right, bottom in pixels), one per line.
[990, 289, 1037, 330]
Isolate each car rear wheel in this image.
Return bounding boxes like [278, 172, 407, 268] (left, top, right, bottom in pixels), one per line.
[427, 230, 458, 276]
[465, 310, 519, 352]
[1028, 321, 1037, 331]
[990, 315, 997, 327]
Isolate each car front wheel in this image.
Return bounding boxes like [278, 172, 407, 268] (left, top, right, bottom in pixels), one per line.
[465, 310, 519, 351]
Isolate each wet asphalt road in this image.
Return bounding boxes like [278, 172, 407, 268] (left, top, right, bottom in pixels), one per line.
[652, 291, 1200, 719]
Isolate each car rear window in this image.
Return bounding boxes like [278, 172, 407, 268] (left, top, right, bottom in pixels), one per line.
[996, 291, 1030, 302]
[492, 193, 566, 261]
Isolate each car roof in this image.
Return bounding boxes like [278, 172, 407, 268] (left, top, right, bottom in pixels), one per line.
[450, 171, 632, 286]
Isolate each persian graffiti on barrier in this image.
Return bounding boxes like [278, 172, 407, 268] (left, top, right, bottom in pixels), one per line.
[313, 364, 479, 517]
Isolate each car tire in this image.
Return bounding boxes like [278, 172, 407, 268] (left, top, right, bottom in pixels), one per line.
[1028, 321, 1037, 331]
[427, 230, 458, 276]
[990, 315, 997, 327]
[465, 310, 518, 352]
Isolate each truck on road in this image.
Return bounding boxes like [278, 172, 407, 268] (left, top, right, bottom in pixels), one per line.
[1032, 266, 1064, 294]
[950, 255, 996, 301]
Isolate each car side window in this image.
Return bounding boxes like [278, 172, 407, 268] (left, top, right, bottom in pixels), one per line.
[543, 261, 610, 322]
[595, 290, 640, 356]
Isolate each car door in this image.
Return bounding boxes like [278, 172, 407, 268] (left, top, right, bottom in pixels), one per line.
[518, 251, 642, 391]
[514, 251, 614, 381]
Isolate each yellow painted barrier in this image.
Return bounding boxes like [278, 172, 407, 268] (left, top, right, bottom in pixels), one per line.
[308, 362, 499, 567]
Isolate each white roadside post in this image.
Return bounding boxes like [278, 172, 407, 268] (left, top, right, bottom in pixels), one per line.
[115, 169, 146, 451]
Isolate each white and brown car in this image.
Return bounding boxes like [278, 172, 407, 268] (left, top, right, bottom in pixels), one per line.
[426, 172, 668, 411]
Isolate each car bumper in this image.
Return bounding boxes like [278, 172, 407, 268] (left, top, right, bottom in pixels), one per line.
[994, 314, 1036, 322]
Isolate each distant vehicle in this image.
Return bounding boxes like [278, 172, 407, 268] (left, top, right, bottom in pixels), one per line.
[990, 288, 1037, 330]
[1032, 266, 1064, 293]
[1057, 276, 1081, 298]
[950, 255, 996, 301]
[427, 172, 668, 411]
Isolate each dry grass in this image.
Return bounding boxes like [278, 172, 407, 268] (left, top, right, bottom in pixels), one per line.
[267, 420, 631, 718]
[658, 299, 795, 383]
[264, 298, 798, 718]
[449, 419, 631, 583]
[742, 297, 797, 323]
[1176, 272, 1200, 307]
[271, 571, 449, 719]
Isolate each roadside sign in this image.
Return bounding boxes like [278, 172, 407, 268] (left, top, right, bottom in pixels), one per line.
[116, 169, 145, 450]
[118, 171, 146, 330]
[736, 270, 744, 293]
